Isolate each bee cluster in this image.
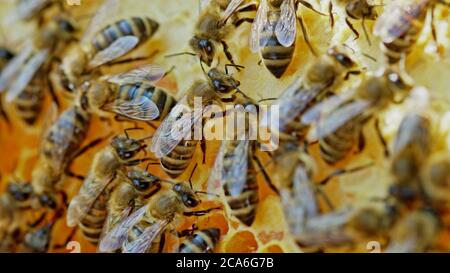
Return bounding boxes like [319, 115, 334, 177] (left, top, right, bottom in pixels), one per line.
[0, 0, 449, 253]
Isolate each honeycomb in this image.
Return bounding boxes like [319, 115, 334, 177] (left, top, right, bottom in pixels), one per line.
[0, 0, 449, 253]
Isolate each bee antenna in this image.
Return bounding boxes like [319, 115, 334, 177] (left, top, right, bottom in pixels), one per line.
[199, 59, 207, 75]
[124, 127, 144, 139]
[224, 64, 245, 75]
[138, 135, 153, 142]
[165, 52, 197, 58]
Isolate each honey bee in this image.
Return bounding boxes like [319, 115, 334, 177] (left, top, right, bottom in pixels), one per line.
[374, 0, 449, 65]
[178, 228, 221, 253]
[330, 1, 379, 45]
[0, 15, 77, 124]
[260, 45, 358, 142]
[150, 65, 241, 178]
[99, 180, 221, 253]
[58, 0, 160, 95]
[31, 105, 91, 210]
[80, 64, 177, 122]
[250, 0, 326, 78]
[389, 113, 432, 204]
[386, 208, 440, 253]
[421, 153, 450, 211]
[302, 68, 413, 165]
[66, 132, 155, 245]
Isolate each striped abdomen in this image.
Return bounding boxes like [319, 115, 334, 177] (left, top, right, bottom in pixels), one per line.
[223, 142, 259, 226]
[79, 180, 117, 245]
[178, 228, 220, 253]
[160, 140, 197, 178]
[42, 106, 90, 165]
[380, 3, 429, 64]
[113, 83, 177, 121]
[91, 17, 159, 55]
[260, 11, 295, 78]
[15, 71, 44, 125]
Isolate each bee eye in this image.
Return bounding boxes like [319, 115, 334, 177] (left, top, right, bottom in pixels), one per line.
[336, 54, 353, 67]
[199, 39, 214, 54]
[133, 179, 150, 190]
[59, 20, 75, 32]
[39, 195, 56, 209]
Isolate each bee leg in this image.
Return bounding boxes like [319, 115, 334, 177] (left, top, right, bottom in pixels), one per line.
[220, 41, 239, 70]
[233, 17, 253, 28]
[357, 131, 366, 153]
[252, 154, 280, 195]
[298, 16, 317, 56]
[345, 18, 360, 41]
[70, 136, 109, 161]
[375, 118, 390, 157]
[328, 1, 334, 29]
[65, 170, 85, 181]
[183, 206, 222, 217]
[297, 0, 328, 16]
[45, 66, 60, 110]
[319, 162, 375, 186]
[236, 1, 258, 12]
[361, 17, 371, 46]
[344, 70, 361, 80]
[28, 212, 47, 228]
[314, 186, 335, 210]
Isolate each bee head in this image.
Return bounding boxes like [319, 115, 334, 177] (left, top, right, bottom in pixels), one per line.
[190, 36, 215, 66]
[207, 68, 240, 95]
[111, 136, 143, 162]
[38, 193, 57, 209]
[24, 225, 52, 253]
[7, 181, 33, 202]
[173, 183, 200, 208]
[56, 16, 76, 35]
[384, 68, 413, 100]
[127, 168, 159, 191]
[328, 46, 356, 69]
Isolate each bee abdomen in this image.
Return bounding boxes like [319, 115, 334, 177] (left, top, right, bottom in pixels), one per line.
[261, 35, 295, 78]
[178, 228, 221, 253]
[319, 122, 360, 165]
[160, 140, 197, 178]
[92, 17, 159, 54]
[15, 78, 44, 125]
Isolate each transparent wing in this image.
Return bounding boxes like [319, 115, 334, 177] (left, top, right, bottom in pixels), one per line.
[107, 64, 166, 85]
[98, 205, 134, 251]
[0, 42, 33, 92]
[199, 0, 212, 12]
[15, 0, 49, 20]
[122, 219, 170, 253]
[293, 165, 319, 218]
[275, 0, 297, 47]
[66, 173, 115, 227]
[6, 49, 49, 102]
[98, 204, 149, 253]
[220, 0, 245, 26]
[206, 141, 225, 199]
[104, 96, 160, 121]
[89, 36, 139, 68]
[222, 140, 249, 197]
[82, 0, 120, 45]
[374, 0, 428, 44]
[250, 0, 268, 52]
[309, 100, 370, 140]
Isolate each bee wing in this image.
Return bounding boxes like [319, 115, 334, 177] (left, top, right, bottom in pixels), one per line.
[89, 36, 139, 68]
[66, 173, 115, 228]
[374, 0, 428, 44]
[98, 205, 134, 250]
[15, 0, 49, 20]
[150, 96, 207, 158]
[250, 0, 269, 52]
[106, 64, 166, 85]
[6, 49, 49, 102]
[220, 0, 245, 25]
[308, 99, 371, 140]
[0, 42, 33, 92]
[122, 219, 170, 253]
[107, 96, 160, 121]
[222, 140, 249, 197]
[275, 0, 297, 47]
[293, 165, 319, 218]
[98, 204, 149, 253]
[82, 0, 120, 45]
[206, 141, 226, 198]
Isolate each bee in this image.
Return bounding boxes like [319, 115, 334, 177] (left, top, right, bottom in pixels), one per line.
[302, 68, 413, 165]
[178, 228, 221, 253]
[329, 1, 379, 45]
[260, 45, 358, 143]
[421, 153, 450, 211]
[0, 48, 14, 124]
[99, 180, 221, 253]
[386, 208, 440, 253]
[374, 0, 449, 65]
[389, 113, 432, 204]
[20, 223, 53, 253]
[31, 105, 91, 210]
[188, 0, 256, 67]
[0, 15, 77, 124]
[66, 132, 156, 245]
[150, 65, 241, 178]
[80, 64, 177, 122]
[58, 0, 160, 95]
[250, 0, 326, 78]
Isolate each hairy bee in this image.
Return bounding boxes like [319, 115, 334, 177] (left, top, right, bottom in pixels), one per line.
[150, 66, 241, 178]
[421, 153, 450, 211]
[58, 0, 160, 94]
[31, 105, 91, 209]
[302, 68, 412, 165]
[0, 15, 77, 124]
[178, 228, 221, 253]
[81, 64, 177, 122]
[386, 209, 440, 253]
[66, 133, 155, 245]
[260, 45, 358, 143]
[99, 181, 220, 253]
[374, 0, 449, 64]
[250, 0, 324, 78]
